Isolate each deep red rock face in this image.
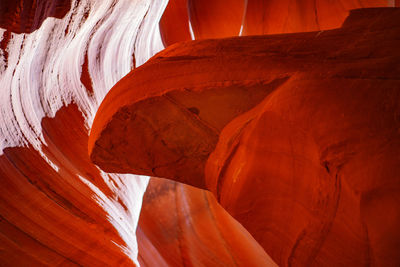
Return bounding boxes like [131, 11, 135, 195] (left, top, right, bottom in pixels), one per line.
[207, 70, 400, 266]
[91, 7, 400, 267]
[159, 0, 192, 47]
[0, 0, 72, 33]
[242, 0, 390, 35]
[187, 0, 245, 39]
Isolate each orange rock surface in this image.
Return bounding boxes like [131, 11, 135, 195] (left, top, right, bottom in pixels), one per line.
[160, 0, 391, 45]
[91, 8, 400, 266]
[0, 103, 276, 266]
[0, 104, 134, 266]
[137, 178, 276, 266]
[159, 0, 192, 47]
[187, 0, 245, 39]
[242, 0, 389, 35]
[0, 0, 278, 265]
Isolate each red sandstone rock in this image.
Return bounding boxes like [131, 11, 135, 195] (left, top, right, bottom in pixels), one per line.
[187, 0, 244, 39]
[137, 178, 276, 266]
[1, 1, 277, 265]
[88, 34, 292, 188]
[2, 0, 400, 265]
[242, 0, 389, 35]
[0, 105, 133, 266]
[90, 8, 400, 266]
[159, 0, 192, 47]
[1, 102, 274, 266]
[0, 0, 72, 33]
[0, 1, 169, 265]
[206, 78, 400, 266]
[1, 102, 272, 266]
[160, 0, 390, 44]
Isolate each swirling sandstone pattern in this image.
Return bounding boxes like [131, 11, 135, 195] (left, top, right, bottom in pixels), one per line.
[0, 0, 163, 265]
[2, 0, 400, 266]
[0, 0, 277, 266]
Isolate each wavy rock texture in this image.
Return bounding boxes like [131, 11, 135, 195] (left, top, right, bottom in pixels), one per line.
[90, 7, 400, 267]
[0, 0, 166, 265]
[0, 0, 278, 266]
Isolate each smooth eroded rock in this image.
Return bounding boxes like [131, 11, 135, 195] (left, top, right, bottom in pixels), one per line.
[90, 8, 400, 266]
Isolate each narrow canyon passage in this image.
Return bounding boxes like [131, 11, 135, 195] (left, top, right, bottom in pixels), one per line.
[1, 1, 399, 266]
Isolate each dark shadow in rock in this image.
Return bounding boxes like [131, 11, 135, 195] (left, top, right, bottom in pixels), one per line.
[0, 0, 72, 34]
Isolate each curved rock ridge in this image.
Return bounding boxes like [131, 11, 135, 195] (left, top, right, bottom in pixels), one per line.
[160, 0, 393, 45]
[1, 0, 278, 266]
[90, 8, 400, 266]
[0, 0, 168, 265]
[1, 104, 148, 266]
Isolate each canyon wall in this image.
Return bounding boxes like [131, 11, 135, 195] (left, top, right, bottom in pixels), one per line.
[0, 0, 163, 265]
[1, 0, 399, 266]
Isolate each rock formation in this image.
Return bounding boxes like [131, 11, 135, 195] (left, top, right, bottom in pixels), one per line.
[90, 7, 400, 267]
[0, 0, 163, 265]
[1, 0, 400, 266]
[159, 0, 393, 45]
[138, 178, 276, 266]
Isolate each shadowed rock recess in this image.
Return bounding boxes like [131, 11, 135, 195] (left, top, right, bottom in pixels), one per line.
[90, 8, 400, 267]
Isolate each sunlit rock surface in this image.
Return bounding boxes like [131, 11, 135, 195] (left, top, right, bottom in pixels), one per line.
[91, 7, 400, 267]
[0, 0, 165, 265]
